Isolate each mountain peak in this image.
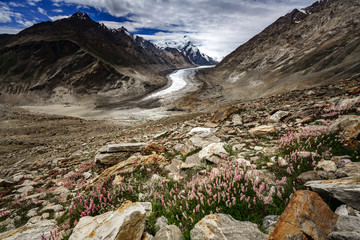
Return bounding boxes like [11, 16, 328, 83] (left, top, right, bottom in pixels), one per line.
[70, 12, 91, 21]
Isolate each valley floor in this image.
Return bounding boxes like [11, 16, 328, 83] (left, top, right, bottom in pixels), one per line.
[0, 78, 359, 239]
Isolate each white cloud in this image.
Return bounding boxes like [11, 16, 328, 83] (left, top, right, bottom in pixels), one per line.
[9, 2, 26, 7]
[0, 5, 12, 23]
[0, 26, 22, 34]
[53, 9, 63, 13]
[48, 15, 70, 21]
[27, 0, 42, 6]
[54, 0, 316, 58]
[17, 19, 37, 27]
[38, 7, 47, 15]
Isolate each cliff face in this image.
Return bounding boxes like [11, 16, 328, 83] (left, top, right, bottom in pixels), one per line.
[202, 0, 360, 101]
[0, 12, 194, 105]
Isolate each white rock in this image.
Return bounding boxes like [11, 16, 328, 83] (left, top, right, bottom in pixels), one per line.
[249, 125, 276, 136]
[188, 127, 214, 136]
[317, 160, 337, 172]
[69, 201, 146, 240]
[42, 204, 63, 212]
[153, 225, 184, 240]
[0, 219, 57, 240]
[199, 143, 228, 162]
[190, 214, 266, 240]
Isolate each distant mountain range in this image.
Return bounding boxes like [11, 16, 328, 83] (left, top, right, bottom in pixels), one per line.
[156, 36, 218, 66]
[0, 12, 196, 105]
[199, 0, 360, 101]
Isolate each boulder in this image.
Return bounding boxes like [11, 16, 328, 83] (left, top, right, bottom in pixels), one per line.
[210, 107, 237, 123]
[198, 143, 228, 163]
[249, 125, 276, 136]
[269, 111, 290, 122]
[328, 115, 360, 141]
[330, 155, 351, 165]
[0, 219, 57, 240]
[317, 160, 337, 172]
[336, 96, 360, 110]
[153, 225, 184, 240]
[268, 190, 338, 240]
[69, 201, 146, 240]
[89, 154, 167, 189]
[99, 143, 147, 153]
[295, 171, 322, 185]
[327, 215, 360, 240]
[336, 162, 360, 178]
[305, 177, 360, 211]
[190, 214, 266, 240]
[173, 143, 195, 156]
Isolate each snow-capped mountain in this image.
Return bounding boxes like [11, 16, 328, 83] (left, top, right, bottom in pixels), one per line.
[156, 36, 217, 66]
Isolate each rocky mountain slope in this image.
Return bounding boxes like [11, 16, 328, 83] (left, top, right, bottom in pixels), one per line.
[199, 0, 360, 101]
[0, 12, 194, 105]
[157, 36, 218, 66]
[0, 77, 359, 239]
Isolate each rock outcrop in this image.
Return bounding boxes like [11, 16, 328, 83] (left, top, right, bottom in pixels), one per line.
[268, 190, 338, 240]
[69, 201, 146, 240]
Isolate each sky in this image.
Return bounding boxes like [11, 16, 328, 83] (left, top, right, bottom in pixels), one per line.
[0, 0, 316, 60]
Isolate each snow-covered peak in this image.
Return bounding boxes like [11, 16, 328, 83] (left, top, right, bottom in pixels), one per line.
[156, 36, 217, 66]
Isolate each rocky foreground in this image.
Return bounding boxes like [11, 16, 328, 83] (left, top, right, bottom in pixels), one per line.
[0, 78, 359, 240]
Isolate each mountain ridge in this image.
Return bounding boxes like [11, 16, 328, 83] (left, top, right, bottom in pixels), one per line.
[197, 0, 360, 103]
[0, 12, 194, 105]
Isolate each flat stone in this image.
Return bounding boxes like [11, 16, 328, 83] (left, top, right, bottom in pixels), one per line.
[268, 190, 338, 240]
[189, 135, 221, 149]
[42, 204, 63, 212]
[99, 143, 147, 153]
[95, 152, 127, 165]
[191, 213, 266, 240]
[181, 153, 202, 169]
[188, 127, 214, 136]
[269, 111, 290, 122]
[249, 125, 276, 136]
[210, 106, 237, 123]
[69, 201, 146, 240]
[295, 171, 322, 185]
[231, 114, 243, 126]
[305, 177, 360, 211]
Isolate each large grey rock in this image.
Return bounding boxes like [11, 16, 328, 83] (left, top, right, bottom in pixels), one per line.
[305, 177, 360, 211]
[269, 111, 290, 122]
[99, 143, 147, 153]
[188, 127, 215, 136]
[190, 214, 266, 240]
[181, 153, 202, 169]
[0, 219, 57, 240]
[327, 215, 360, 240]
[337, 96, 360, 110]
[336, 162, 360, 178]
[69, 201, 146, 240]
[295, 171, 323, 185]
[153, 225, 184, 240]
